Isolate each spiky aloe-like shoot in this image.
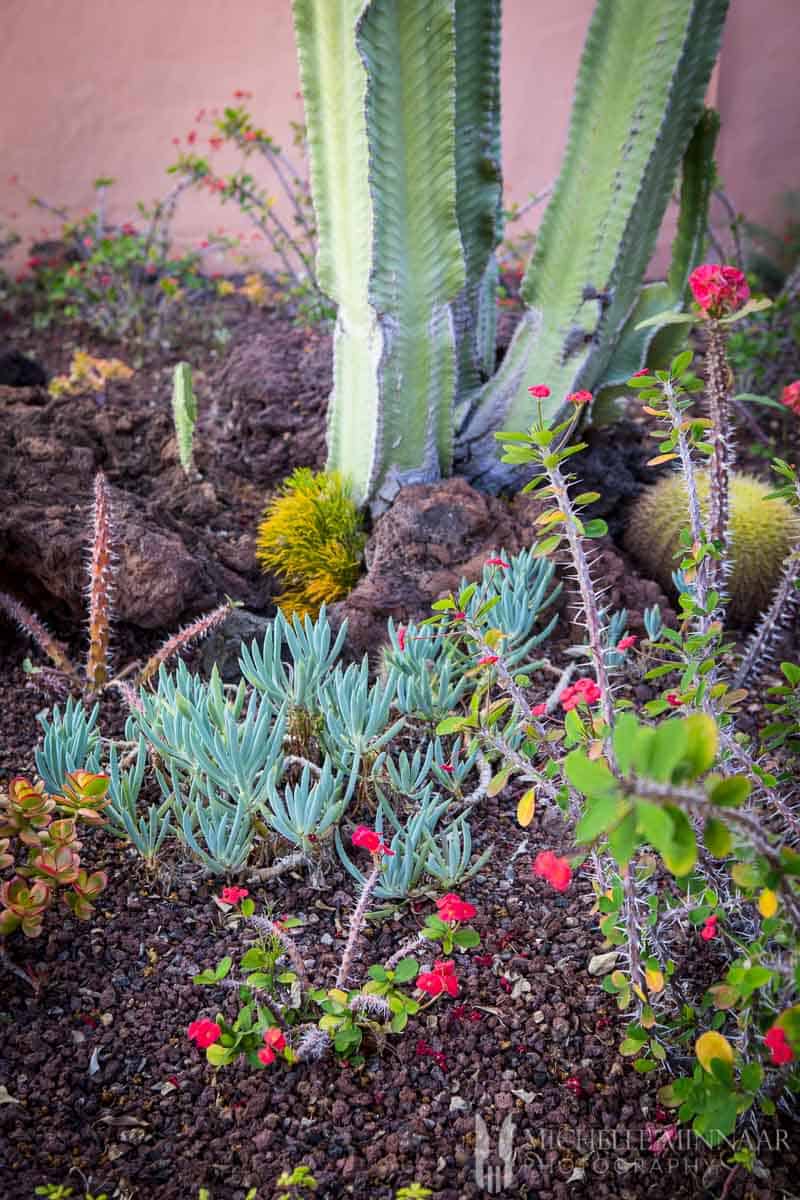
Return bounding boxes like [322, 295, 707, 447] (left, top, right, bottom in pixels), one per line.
[625, 472, 800, 625]
[86, 472, 114, 697]
[256, 468, 365, 618]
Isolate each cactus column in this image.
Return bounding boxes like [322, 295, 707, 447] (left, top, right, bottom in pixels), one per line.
[293, 0, 463, 509]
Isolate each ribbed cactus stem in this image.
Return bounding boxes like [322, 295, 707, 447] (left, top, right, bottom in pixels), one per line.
[137, 601, 232, 686]
[85, 472, 114, 697]
[335, 856, 382, 989]
[548, 463, 615, 735]
[704, 320, 734, 605]
[0, 591, 76, 678]
[733, 542, 800, 689]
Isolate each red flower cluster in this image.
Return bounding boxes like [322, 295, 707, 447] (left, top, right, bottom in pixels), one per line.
[533, 850, 572, 893]
[396, 625, 406, 651]
[219, 886, 249, 905]
[417, 959, 459, 998]
[688, 263, 750, 317]
[352, 826, 395, 856]
[485, 557, 510, 569]
[477, 654, 499, 666]
[560, 677, 601, 711]
[528, 385, 551, 399]
[436, 893, 477, 922]
[415, 1039, 447, 1070]
[187, 1018, 221, 1048]
[616, 635, 637, 652]
[258, 1025, 287, 1066]
[700, 914, 718, 942]
[532, 702, 547, 717]
[666, 693, 682, 708]
[566, 390, 593, 407]
[764, 1025, 795, 1066]
[780, 380, 800, 415]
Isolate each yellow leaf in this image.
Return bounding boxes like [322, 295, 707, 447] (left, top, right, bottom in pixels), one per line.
[516, 789, 536, 828]
[483, 628, 505, 648]
[695, 1030, 734, 1074]
[535, 509, 566, 525]
[646, 453, 679, 466]
[633, 984, 647, 1003]
[327, 988, 349, 1005]
[645, 967, 665, 995]
[758, 888, 778, 919]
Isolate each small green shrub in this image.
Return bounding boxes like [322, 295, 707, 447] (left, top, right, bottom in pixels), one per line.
[255, 469, 366, 618]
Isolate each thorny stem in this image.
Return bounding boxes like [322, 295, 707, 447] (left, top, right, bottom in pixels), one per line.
[548, 462, 616, 736]
[251, 914, 311, 990]
[734, 541, 800, 688]
[137, 602, 232, 686]
[464, 617, 544, 733]
[86, 472, 114, 697]
[335, 857, 383, 989]
[629, 777, 800, 930]
[660, 379, 710, 625]
[622, 866, 645, 995]
[383, 932, 426, 973]
[704, 320, 734, 605]
[245, 850, 308, 884]
[0, 592, 76, 678]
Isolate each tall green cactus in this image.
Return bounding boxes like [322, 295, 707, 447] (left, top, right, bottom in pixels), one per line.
[460, 0, 729, 486]
[291, 0, 729, 504]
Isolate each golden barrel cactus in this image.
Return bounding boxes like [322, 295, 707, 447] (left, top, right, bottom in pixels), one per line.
[625, 471, 800, 626]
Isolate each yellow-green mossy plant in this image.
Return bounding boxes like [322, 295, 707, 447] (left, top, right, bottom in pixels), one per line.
[625, 471, 800, 625]
[256, 468, 365, 618]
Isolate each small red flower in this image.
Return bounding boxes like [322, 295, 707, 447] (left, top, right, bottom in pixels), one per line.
[478, 654, 499, 666]
[780, 380, 800, 416]
[440, 763, 454, 774]
[99, 273, 112, 287]
[435, 894, 477, 922]
[560, 677, 601, 712]
[417, 959, 459, 998]
[485, 557, 510, 568]
[567, 390, 593, 406]
[26, 256, 42, 269]
[532, 702, 547, 717]
[187, 1018, 221, 1049]
[631, 369, 650, 379]
[764, 1025, 795, 1066]
[352, 826, 395, 857]
[219, 886, 249, 906]
[233, 89, 253, 99]
[263, 1026, 286, 1053]
[700, 915, 718, 942]
[533, 850, 572, 893]
[257, 1045, 276, 1066]
[616, 635, 637, 651]
[396, 625, 406, 652]
[209, 136, 224, 152]
[528, 385, 551, 399]
[666, 693, 682, 708]
[452, 611, 466, 621]
[244, 130, 258, 142]
[688, 263, 750, 317]
[564, 1076, 584, 1098]
[187, 130, 197, 145]
[83, 237, 93, 249]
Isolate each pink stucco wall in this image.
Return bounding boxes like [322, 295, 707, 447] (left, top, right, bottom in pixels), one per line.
[1, 0, 798, 277]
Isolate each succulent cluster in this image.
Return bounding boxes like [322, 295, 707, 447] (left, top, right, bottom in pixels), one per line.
[0, 772, 109, 941]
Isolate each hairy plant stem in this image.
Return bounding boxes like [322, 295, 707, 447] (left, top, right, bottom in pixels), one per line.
[629, 777, 800, 930]
[245, 850, 309, 884]
[548, 462, 616, 736]
[251, 914, 311, 990]
[0, 592, 75, 678]
[733, 541, 800, 688]
[622, 866, 645, 995]
[86, 472, 114, 697]
[383, 932, 426, 972]
[704, 320, 734, 604]
[335, 856, 383, 989]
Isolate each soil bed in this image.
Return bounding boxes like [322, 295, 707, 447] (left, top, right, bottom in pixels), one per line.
[0, 299, 798, 1199]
